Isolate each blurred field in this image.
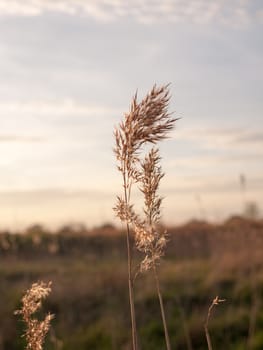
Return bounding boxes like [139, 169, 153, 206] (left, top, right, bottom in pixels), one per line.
[1, 217, 263, 350]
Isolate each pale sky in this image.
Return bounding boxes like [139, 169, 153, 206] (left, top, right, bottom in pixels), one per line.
[0, 0, 262, 230]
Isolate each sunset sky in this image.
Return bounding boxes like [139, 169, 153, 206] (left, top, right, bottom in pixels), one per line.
[0, 0, 262, 230]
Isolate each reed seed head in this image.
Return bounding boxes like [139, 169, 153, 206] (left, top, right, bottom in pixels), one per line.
[114, 84, 176, 179]
[114, 84, 176, 272]
[15, 281, 54, 350]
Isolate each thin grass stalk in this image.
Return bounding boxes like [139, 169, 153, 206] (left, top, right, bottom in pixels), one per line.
[204, 296, 225, 350]
[153, 263, 171, 350]
[125, 221, 138, 350]
[123, 175, 138, 350]
[123, 172, 138, 350]
[204, 323, 213, 350]
[204, 301, 214, 350]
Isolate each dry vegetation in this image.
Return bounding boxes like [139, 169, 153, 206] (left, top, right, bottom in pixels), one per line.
[114, 84, 176, 350]
[0, 217, 262, 349]
[14, 281, 53, 350]
[1, 85, 263, 349]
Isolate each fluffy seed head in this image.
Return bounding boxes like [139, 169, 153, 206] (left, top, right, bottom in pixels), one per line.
[15, 281, 54, 350]
[114, 84, 176, 272]
[114, 84, 176, 179]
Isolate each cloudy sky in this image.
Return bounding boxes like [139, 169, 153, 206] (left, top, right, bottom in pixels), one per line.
[0, 0, 262, 230]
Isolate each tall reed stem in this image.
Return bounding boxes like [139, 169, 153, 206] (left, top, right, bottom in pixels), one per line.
[123, 173, 138, 350]
[153, 264, 171, 350]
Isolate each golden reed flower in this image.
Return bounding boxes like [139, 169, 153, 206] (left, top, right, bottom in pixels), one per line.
[15, 281, 54, 350]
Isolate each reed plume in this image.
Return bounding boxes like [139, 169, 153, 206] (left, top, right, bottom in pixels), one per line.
[15, 281, 54, 350]
[114, 84, 176, 350]
[135, 147, 172, 350]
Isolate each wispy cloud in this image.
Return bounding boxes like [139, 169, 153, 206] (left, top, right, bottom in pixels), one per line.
[0, 134, 44, 143]
[175, 127, 263, 150]
[163, 175, 263, 194]
[0, 187, 114, 200]
[0, 0, 261, 26]
[168, 152, 263, 170]
[168, 127, 263, 179]
[0, 100, 121, 116]
[235, 131, 263, 144]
